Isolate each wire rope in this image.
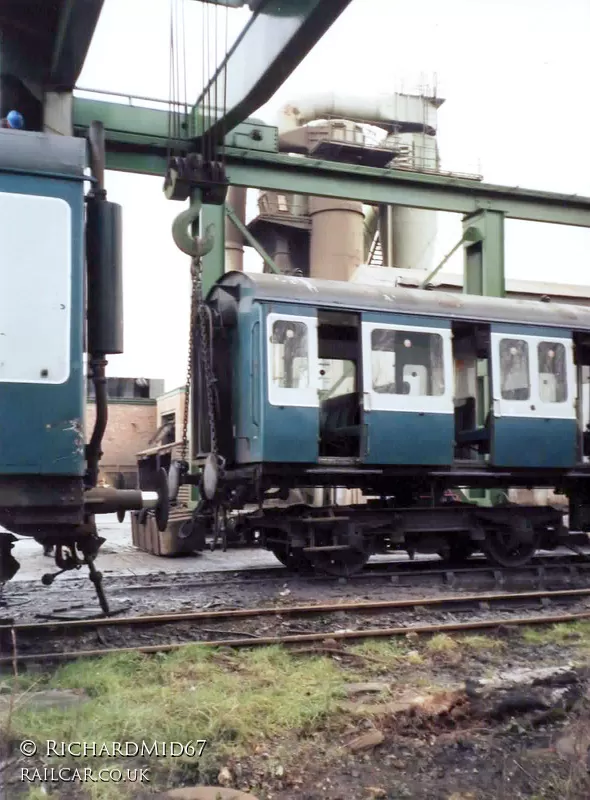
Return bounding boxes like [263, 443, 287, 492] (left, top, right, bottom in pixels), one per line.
[201, 0, 207, 161]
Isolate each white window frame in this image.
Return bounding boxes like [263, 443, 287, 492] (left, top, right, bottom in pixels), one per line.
[0, 192, 71, 384]
[266, 312, 319, 408]
[491, 332, 576, 420]
[361, 321, 454, 414]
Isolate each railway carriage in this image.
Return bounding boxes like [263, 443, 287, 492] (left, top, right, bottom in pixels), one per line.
[145, 271, 590, 577]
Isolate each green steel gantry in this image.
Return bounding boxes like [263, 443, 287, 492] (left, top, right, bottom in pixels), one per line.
[5, 0, 590, 297]
[72, 90, 590, 297]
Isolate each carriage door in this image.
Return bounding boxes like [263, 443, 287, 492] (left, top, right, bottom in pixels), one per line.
[361, 318, 455, 465]
[263, 309, 320, 463]
[490, 328, 576, 468]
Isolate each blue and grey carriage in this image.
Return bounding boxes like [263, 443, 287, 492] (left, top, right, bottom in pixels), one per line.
[164, 270, 590, 575]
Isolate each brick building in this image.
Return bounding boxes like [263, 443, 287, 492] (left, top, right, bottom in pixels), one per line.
[86, 377, 164, 488]
[153, 386, 187, 445]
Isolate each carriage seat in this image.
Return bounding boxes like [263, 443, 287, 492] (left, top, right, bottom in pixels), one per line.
[320, 392, 361, 452]
[454, 396, 491, 453]
[456, 420, 490, 446]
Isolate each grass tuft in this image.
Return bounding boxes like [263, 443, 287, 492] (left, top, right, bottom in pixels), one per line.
[8, 646, 346, 797]
[425, 633, 458, 654]
[522, 621, 590, 646]
[460, 635, 505, 653]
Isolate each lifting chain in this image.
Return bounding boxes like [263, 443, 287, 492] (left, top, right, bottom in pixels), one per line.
[179, 258, 198, 467]
[179, 254, 225, 499]
[171, 202, 223, 504]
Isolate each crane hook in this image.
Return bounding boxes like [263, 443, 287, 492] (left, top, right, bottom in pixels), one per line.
[172, 204, 215, 259]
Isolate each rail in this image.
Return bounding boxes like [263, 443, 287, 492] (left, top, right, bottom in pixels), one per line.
[3, 585, 590, 665]
[3, 609, 590, 665]
[4, 586, 590, 633]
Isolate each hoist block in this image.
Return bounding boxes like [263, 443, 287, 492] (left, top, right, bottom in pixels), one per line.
[163, 153, 228, 204]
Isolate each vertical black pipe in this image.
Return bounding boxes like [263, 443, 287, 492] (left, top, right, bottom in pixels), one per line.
[85, 121, 121, 489]
[86, 357, 107, 488]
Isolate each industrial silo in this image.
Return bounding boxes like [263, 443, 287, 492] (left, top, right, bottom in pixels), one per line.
[275, 90, 444, 277]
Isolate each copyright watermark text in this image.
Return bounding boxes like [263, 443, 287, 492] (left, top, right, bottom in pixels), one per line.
[19, 739, 207, 758]
[21, 767, 150, 784]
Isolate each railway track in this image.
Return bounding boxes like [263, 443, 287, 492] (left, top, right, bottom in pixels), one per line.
[3, 586, 590, 666]
[115, 551, 590, 588]
[129, 553, 590, 594]
[8, 550, 590, 605]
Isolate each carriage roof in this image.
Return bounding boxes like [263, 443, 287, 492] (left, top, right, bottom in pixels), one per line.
[212, 271, 590, 332]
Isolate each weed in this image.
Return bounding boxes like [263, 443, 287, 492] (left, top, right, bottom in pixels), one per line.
[522, 621, 590, 646]
[460, 635, 505, 652]
[349, 639, 409, 660]
[426, 634, 458, 654]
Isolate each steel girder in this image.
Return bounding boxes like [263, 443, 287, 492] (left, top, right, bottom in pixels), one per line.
[72, 96, 279, 154]
[223, 150, 590, 228]
[191, 0, 353, 141]
[85, 132, 590, 229]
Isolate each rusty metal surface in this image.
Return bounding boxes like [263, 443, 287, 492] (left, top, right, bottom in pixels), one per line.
[5, 609, 590, 664]
[6, 586, 590, 632]
[130, 509, 196, 557]
[216, 271, 590, 330]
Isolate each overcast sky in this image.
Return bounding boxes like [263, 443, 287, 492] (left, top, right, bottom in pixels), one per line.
[77, 0, 590, 390]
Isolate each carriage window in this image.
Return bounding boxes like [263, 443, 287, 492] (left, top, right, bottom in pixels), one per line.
[499, 338, 530, 401]
[370, 329, 445, 396]
[538, 341, 567, 403]
[269, 320, 309, 389]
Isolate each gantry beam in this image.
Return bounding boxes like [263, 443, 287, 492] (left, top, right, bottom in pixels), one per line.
[81, 116, 590, 230]
[72, 96, 279, 153]
[192, 0, 353, 140]
[222, 150, 590, 228]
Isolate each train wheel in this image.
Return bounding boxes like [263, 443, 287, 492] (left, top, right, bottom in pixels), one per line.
[482, 523, 540, 568]
[270, 545, 311, 572]
[306, 548, 369, 577]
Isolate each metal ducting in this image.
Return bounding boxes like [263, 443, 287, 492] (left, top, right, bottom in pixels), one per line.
[277, 91, 443, 135]
[276, 92, 443, 276]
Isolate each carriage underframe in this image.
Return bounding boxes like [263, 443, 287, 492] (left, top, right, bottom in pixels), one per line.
[162, 460, 590, 576]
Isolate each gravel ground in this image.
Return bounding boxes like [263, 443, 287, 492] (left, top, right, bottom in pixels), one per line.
[5, 551, 590, 627]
